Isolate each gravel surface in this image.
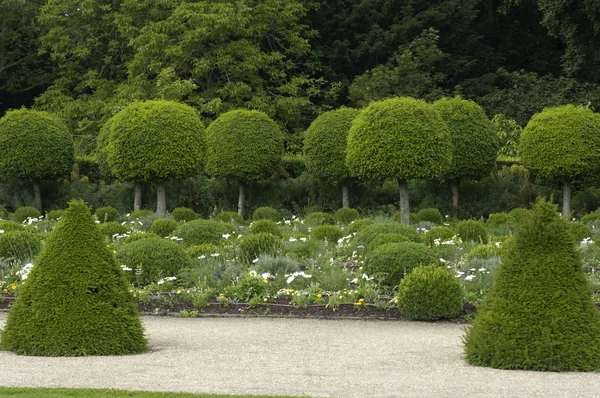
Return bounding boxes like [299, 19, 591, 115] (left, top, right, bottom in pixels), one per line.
[0, 313, 599, 398]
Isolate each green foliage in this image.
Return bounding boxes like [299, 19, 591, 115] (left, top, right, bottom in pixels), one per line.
[334, 208, 360, 225]
[0, 199, 147, 356]
[508, 208, 530, 224]
[456, 220, 488, 243]
[348, 218, 375, 235]
[431, 96, 498, 182]
[365, 242, 438, 288]
[252, 255, 300, 276]
[520, 105, 600, 181]
[253, 207, 282, 222]
[0, 231, 41, 262]
[304, 211, 335, 227]
[214, 211, 244, 225]
[464, 200, 600, 371]
[116, 237, 190, 286]
[122, 232, 160, 244]
[568, 221, 591, 243]
[581, 209, 600, 225]
[311, 225, 344, 242]
[0, 109, 74, 182]
[106, 100, 206, 183]
[356, 222, 420, 247]
[466, 245, 501, 261]
[46, 210, 65, 221]
[186, 244, 218, 259]
[346, 97, 452, 181]
[11, 206, 41, 223]
[281, 154, 306, 178]
[397, 265, 463, 321]
[171, 219, 235, 247]
[368, 233, 411, 252]
[493, 114, 522, 159]
[94, 206, 120, 223]
[303, 107, 359, 181]
[130, 210, 154, 219]
[239, 233, 284, 263]
[249, 220, 283, 237]
[415, 208, 444, 225]
[206, 110, 283, 182]
[0, 220, 25, 233]
[97, 222, 130, 241]
[171, 207, 197, 223]
[423, 226, 456, 247]
[150, 218, 179, 238]
[486, 212, 511, 228]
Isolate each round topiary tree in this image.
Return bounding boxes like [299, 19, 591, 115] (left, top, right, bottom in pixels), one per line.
[0, 109, 74, 212]
[105, 100, 206, 216]
[304, 108, 360, 208]
[520, 105, 600, 220]
[431, 97, 498, 215]
[464, 200, 600, 371]
[0, 199, 147, 356]
[346, 97, 452, 224]
[206, 110, 284, 216]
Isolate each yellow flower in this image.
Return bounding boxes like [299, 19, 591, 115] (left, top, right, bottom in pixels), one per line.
[3, 289, 7, 293]
[176, 290, 181, 294]
[11, 285, 17, 290]
[113, 250, 117, 254]
[106, 244, 110, 248]
[21, 281, 25, 285]
[264, 279, 269, 284]
[316, 293, 322, 299]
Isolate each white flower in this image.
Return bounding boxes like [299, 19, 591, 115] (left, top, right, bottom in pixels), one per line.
[291, 215, 296, 219]
[252, 258, 259, 263]
[299, 237, 307, 242]
[210, 253, 220, 257]
[465, 275, 476, 281]
[350, 278, 358, 284]
[337, 238, 344, 243]
[95, 220, 100, 224]
[126, 213, 130, 217]
[285, 220, 291, 225]
[469, 268, 476, 271]
[157, 279, 165, 285]
[0, 229, 4, 233]
[222, 233, 231, 239]
[478, 268, 487, 272]
[362, 274, 373, 281]
[439, 258, 446, 263]
[286, 275, 295, 284]
[198, 255, 206, 259]
[120, 265, 132, 271]
[356, 245, 364, 249]
[455, 271, 464, 277]
[261, 272, 272, 279]
[121, 222, 126, 225]
[249, 270, 257, 277]
[289, 237, 297, 242]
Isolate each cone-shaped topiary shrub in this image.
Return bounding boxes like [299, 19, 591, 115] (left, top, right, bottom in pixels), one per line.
[0, 199, 147, 356]
[464, 200, 600, 371]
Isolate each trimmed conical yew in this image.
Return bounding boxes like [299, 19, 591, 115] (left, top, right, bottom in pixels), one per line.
[464, 200, 600, 371]
[0, 200, 147, 356]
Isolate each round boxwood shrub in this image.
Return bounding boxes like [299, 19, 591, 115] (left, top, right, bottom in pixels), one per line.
[130, 209, 154, 219]
[464, 200, 600, 371]
[348, 218, 375, 235]
[253, 207, 282, 222]
[456, 220, 488, 243]
[171, 219, 235, 246]
[0, 199, 147, 356]
[215, 211, 244, 225]
[97, 222, 130, 240]
[416, 208, 444, 225]
[116, 237, 190, 286]
[95, 206, 120, 223]
[11, 206, 41, 223]
[368, 233, 411, 252]
[171, 207, 197, 222]
[0, 231, 41, 262]
[122, 232, 161, 244]
[423, 226, 456, 247]
[187, 243, 218, 259]
[334, 208, 360, 225]
[249, 219, 282, 237]
[150, 218, 179, 238]
[486, 212, 511, 228]
[45, 210, 65, 221]
[364, 242, 438, 288]
[311, 225, 344, 242]
[0, 220, 25, 232]
[397, 264, 463, 321]
[239, 233, 283, 263]
[356, 222, 420, 247]
[304, 212, 335, 227]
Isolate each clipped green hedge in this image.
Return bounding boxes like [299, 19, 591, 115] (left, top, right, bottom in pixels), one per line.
[252, 207, 282, 222]
[11, 206, 41, 223]
[95, 206, 120, 223]
[150, 218, 179, 238]
[311, 225, 344, 242]
[249, 219, 282, 237]
[356, 222, 420, 247]
[171, 219, 235, 246]
[171, 207, 197, 222]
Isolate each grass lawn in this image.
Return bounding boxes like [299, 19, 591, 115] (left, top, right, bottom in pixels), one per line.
[0, 387, 305, 398]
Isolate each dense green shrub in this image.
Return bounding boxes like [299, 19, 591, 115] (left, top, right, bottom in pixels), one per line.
[186, 243, 218, 258]
[423, 226, 456, 247]
[0, 199, 147, 356]
[568, 221, 591, 242]
[304, 211, 335, 227]
[252, 255, 300, 276]
[368, 233, 411, 252]
[0, 220, 25, 232]
[397, 265, 463, 321]
[0, 231, 41, 262]
[253, 207, 282, 222]
[172, 219, 235, 246]
[94, 206, 120, 223]
[215, 211, 244, 224]
[11, 206, 41, 223]
[465, 200, 600, 371]
[122, 232, 161, 244]
[239, 233, 283, 263]
[456, 220, 488, 243]
[581, 209, 600, 225]
[249, 219, 283, 237]
[171, 207, 197, 222]
[508, 208, 529, 223]
[129, 210, 154, 219]
[334, 208, 360, 225]
[466, 245, 501, 261]
[116, 237, 190, 286]
[356, 222, 420, 247]
[348, 218, 375, 235]
[485, 212, 515, 235]
[311, 225, 344, 242]
[364, 242, 438, 288]
[45, 210, 65, 221]
[150, 218, 179, 238]
[416, 208, 444, 225]
[97, 222, 130, 240]
[281, 154, 306, 178]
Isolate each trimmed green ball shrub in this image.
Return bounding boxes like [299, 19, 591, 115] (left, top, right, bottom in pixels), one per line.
[464, 200, 600, 371]
[171, 219, 235, 247]
[304, 212, 335, 227]
[187, 244, 218, 259]
[568, 221, 591, 242]
[130, 209, 154, 219]
[215, 211, 244, 224]
[45, 210, 65, 221]
[253, 207, 282, 222]
[122, 232, 161, 244]
[456, 220, 488, 243]
[423, 226, 456, 247]
[334, 208, 360, 225]
[368, 233, 410, 252]
[0, 220, 25, 232]
[486, 212, 515, 236]
[356, 222, 420, 247]
[348, 218, 375, 235]
[150, 218, 179, 238]
[0, 231, 41, 262]
[116, 237, 190, 286]
[0, 199, 147, 356]
[239, 233, 283, 263]
[397, 265, 463, 321]
[416, 208, 444, 225]
[97, 222, 130, 240]
[311, 225, 344, 242]
[95, 206, 120, 223]
[249, 219, 282, 237]
[171, 207, 197, 222]
[11, 206, 41, 223]
[364, 242, 438, 288]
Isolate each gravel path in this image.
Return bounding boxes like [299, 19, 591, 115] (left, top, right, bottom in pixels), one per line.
[0, 313, 599, 398]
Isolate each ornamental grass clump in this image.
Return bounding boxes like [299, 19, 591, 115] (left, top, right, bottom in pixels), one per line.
[0, 199, 147, 356]
[464, 200, 600, 371]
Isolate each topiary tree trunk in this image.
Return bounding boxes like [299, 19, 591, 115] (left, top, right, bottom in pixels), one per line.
[563, 179, 572, 220]
[451, 179, 460, 217]
[134, 183, 142, 212]
[238, 181, 246, 216]
[399, 179, 410, 224]
[156, 182, 166, 216]
[32, 182, 42, 212]
[342, 183, 350, 208]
